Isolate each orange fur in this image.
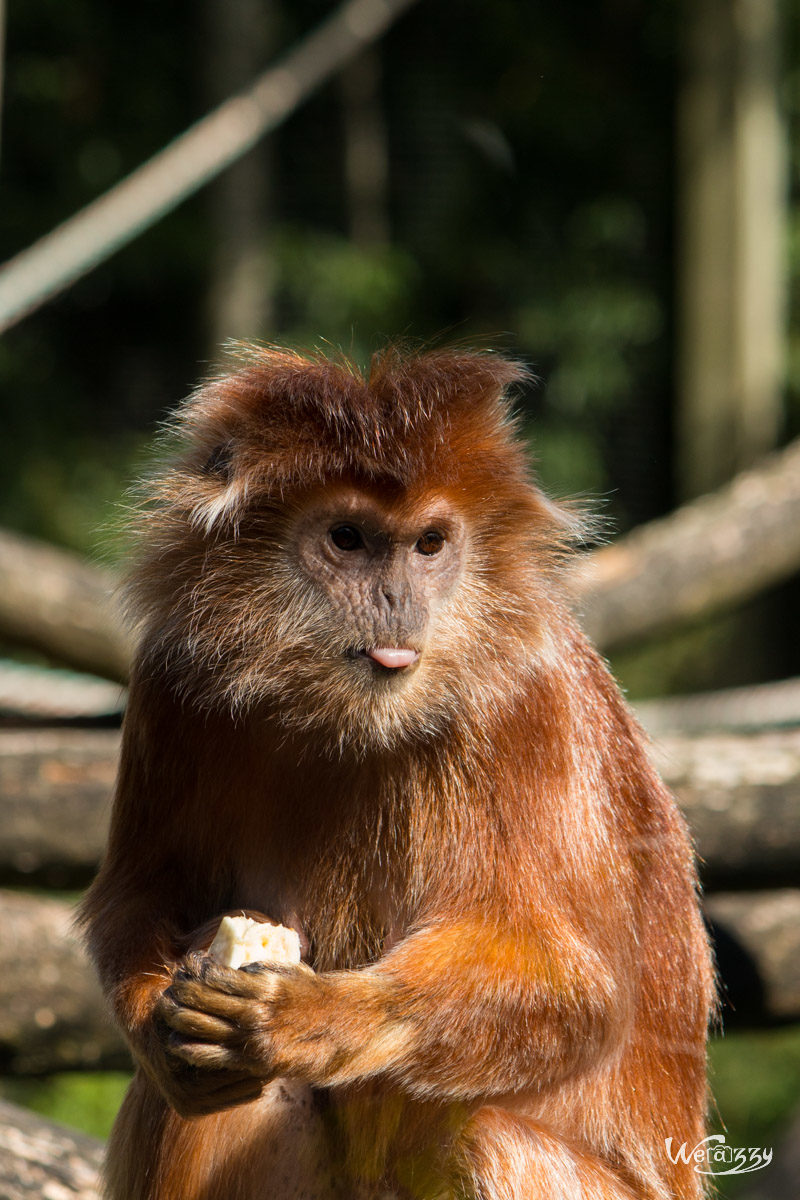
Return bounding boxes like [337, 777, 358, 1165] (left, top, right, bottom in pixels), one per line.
[81, 346, 713, 1199]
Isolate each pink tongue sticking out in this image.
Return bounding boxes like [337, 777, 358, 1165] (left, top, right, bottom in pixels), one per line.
[367, 647, 418, 669]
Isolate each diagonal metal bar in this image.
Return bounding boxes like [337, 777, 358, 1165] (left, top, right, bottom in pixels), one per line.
[0, 0, 419, 333]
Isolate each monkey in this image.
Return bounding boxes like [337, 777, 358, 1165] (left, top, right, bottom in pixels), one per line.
[80, 345, 714, 1200]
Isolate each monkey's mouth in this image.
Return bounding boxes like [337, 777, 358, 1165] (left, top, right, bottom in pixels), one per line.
[353, 647, 420, 672]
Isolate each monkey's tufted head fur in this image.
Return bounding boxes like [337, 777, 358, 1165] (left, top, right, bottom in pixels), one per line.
[126, 345, 582, 755]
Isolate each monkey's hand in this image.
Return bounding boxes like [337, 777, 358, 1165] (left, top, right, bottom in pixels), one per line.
[143, 913, 281, 1119]
[139, 973, 269, 1119]
[157, 953, 325, 1091]
[146, 995, 267, 1119]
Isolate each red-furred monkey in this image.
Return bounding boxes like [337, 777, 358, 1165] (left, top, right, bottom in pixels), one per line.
[81, 347, 713, 1200]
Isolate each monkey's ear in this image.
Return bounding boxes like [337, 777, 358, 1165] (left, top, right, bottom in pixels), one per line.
[200, 441, 234, 483]
[187, 440, 247, 534]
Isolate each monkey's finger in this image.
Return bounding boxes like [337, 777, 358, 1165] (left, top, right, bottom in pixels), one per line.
[167, 1036, 253, 1073]
[166, 977, 254, 1021]
[196, 957, 295, 999]
[157, 995, 238, 1043]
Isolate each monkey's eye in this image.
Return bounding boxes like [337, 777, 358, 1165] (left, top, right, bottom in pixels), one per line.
[330, 524, 364, 551]
[416, 530, 445, 556]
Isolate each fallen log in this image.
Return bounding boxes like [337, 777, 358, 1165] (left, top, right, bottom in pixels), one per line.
[4, 726, 800, 888]
[705, 890, 800, 1023]
[0, 886, 797, 1076]
[0, 659, 124, 724]
[637, 676, 800, 736]
[0, 890, 129, 1075]
[571, 435, 800, 651]
[0, 730, 117, 888]
[651, 727, 800, 888]
[0, 1099, 102, 1199]
[0, 529, 130, 683]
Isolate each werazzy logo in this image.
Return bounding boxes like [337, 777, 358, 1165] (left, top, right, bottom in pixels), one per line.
[665, 1135, 772, 1176]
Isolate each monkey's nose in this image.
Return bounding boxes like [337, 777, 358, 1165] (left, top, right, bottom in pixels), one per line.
[367, 647, 419, 669]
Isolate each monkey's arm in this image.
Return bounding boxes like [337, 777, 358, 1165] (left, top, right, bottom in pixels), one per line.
[84, 859, 275, 1116]
[80, 689, 276, 1117]
[162, 912, 630, 1101]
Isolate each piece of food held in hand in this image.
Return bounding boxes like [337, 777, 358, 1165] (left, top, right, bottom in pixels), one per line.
[81, 346, 714, 1200]
[207, 917, 301, 970]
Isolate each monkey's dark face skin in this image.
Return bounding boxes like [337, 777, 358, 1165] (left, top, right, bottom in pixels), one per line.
[292, 484, 466, 686]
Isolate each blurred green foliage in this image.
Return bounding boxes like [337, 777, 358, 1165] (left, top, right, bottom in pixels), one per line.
[271, 228, 420, 361]
[0, 0, 681, 554]
[1, 0, 798, 552]
[0, 1071, 131, 1140]
[0, 434, 146, 558]
[709, 1026, 800, 1197]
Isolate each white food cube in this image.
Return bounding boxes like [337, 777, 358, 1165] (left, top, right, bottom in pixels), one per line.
[207, 916, 301, 969]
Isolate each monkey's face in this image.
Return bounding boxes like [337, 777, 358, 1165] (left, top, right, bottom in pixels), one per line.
[139, 480, 540, 755]
[250, 481, 547, 755]
[130, 348, 572, 755]
[134, 468, 558, 756]
[292, 483, 465, 686]
[230, 479, 491, 754]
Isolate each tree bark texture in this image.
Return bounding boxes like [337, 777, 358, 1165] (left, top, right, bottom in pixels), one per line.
[0, 1099, 102, 1199]
[0, 731, 117, 888]
[637, 677, 800, 737]
[650, 727, 800, 888]
[705, 890, 800, 1025]
[0, 530, 129, 683]
[0, 890, 129, 1075]
[571, 437, 800, 651]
